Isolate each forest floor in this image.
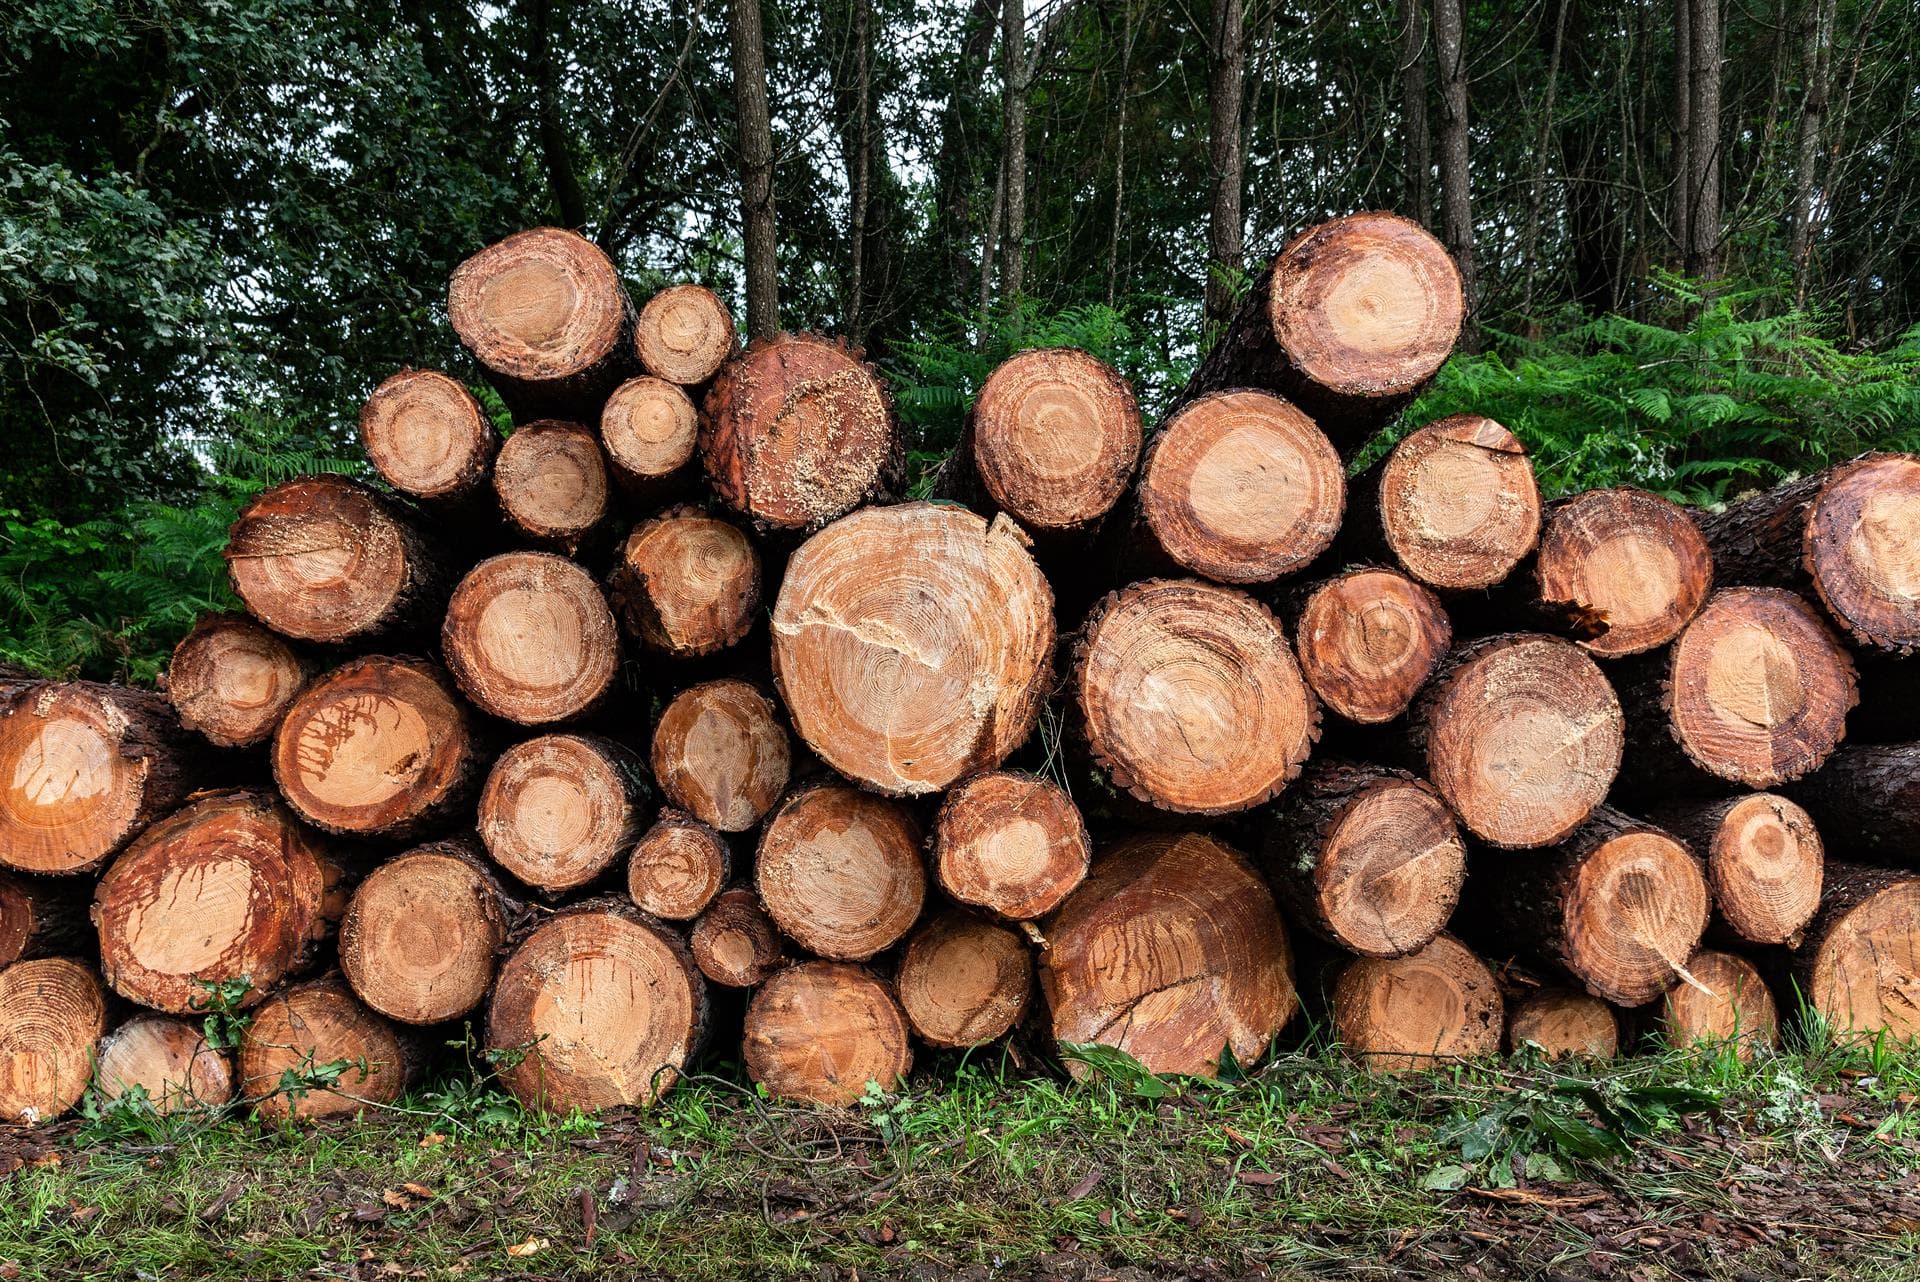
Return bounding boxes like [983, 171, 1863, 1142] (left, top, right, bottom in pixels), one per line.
[4, 1035, 1920, 1282]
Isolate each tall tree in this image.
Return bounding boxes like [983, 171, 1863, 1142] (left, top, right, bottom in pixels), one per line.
[1790, 0, 1835, 303]
[1204, 0, 1247, 330]
[730, 0, 779, 337]
[527, 0, 586, 230]
[1000, 0, 1028, 303]
[1434, 0, 1477, 336]
[1398, 0, 1431, 227]
[841, 0, 874, 342]
[931, 0, 1006, 295]
[1684, 0, 1722, 280]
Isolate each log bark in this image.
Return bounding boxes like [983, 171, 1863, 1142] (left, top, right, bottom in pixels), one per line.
[627, 809, 730, 921]
[744, 960, 911, 1106]
[0, 956, 107, 1124]
[1646, 793, 1823, 946]
[1332, 933, 1503, 1072]
[0, 681, 202, 876]
[240, 975, 415, 1121]
[1259, 760, 1466, 958]
[1412, 633, 1623, 849]
[754, 783, 925, 961]
[1040, 831, 1296, 1078]
[165, 612, 313, 749]
[487, 899, 708, 1112]
[1787, 742, 1920, 866]
[338, 836, 515, 1025]
[447, 227, 634, 418]
[93, 790, 347, 1013]
[650, 679, 791, 833]
[93, 1014, 235, 1114]
[1793, 861, 1920, 1043]
[1655, 949, 1778, 1058]
[932, 769, 1090, 920]
[1505, 988, 1620, 1058]
[1530, 487, 1713, 658]
[273, 655, 487, 839]
[0, 872, 91, 967]
[442, 552, 621, 726]
[490, 420, 610, 553]
[478, 733, 651, 894]
[1290, 567, 1451, 724]
[608, 507, 761, 659]
[772, 504, 1054, 795]
[358, 368, 497, 503]
[689, 884, 786, 988]
[600, 376, 699, 499]
[896, 908, 1033, 1049]
[1176, 212, 1463, 450]
[634, 284, 738, 386]
[1074, 579, 1317, 816]
[699, 333, 898, 530]
[1701, 453, 1920, 655]
[226, 475, 449, 645]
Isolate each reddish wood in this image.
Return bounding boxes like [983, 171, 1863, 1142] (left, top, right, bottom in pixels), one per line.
[1656, 950, 1778, 1058]
[1648, 793, 1823, 947]
[1532, 487, 1713, 658]
[755, 783, 925, 961]
[0, 957, 106, 1123]
[627, 809, 730, 921]
[932, 770, 1090, 921]
[1793, 862, 1920, 1043]
[240, 975, 415, 1121]
[1506, 989, 1620, 1059]
[165, 613, 313, 748]
[896, 909, 1033, 1049]
[478, 734, 651, 894]
[608, 507, 761, 658]
[744, 961, 911, 1106]
[93, 1015, 235, 1114]
[491, 420, 609, 552]
[1290, 567, 1451, 724]
[634, 284, 737, 386]
[601, 376, 699, 495]
[1333, 934, 1504, 1072]
[358, 368, 497, 502]
[442, 552, 620, 726]
[689, 884, 786, 988]
[650, 679, 791, 833]
[338, 837, 514, 1024]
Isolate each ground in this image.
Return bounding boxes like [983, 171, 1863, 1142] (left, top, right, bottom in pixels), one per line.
[4, 1035, 1920, 1282]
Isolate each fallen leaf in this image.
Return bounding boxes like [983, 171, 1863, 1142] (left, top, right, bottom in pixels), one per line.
[1222, 1125, 1255, 1150]
[381, 1189, 413, 1209]
[505, 1237, 549, 1258]
[1467, 1187, 1608, 1209]
[419, 1133, 447, 1149]
[1062, 1168, 1103, 1202]
[1236, 1170, 1283, 1187]
[401, 1183, 434, 1200]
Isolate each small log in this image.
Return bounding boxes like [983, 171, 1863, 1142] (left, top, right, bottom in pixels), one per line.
[478, 733, 651, 894]
[1177, 211, 1463, 449]
[0, 957, 106, 1123]
[338, 837, 514, 1024]
[1646, 794, 1823, 947]
[226, 475, 448, 645]
[0, 681, 201, 876]
[93, 791, 347, 1013]
[165, 613, 313, 748]
[1074, 579, 1317, 816]
[1505, 989, 1620, 1059]
[627, 810, 730, 921]
[896, 909, 1033, 1049]
[1702, 453, 1920, 655]
[743, 961, 911, 1106]
[650, 679, 791, 832]
[772, 503, 1053, 795]
[1787, 742, 1920, 865]
[1290, 567, 1451, 724]
[608, 507, 761, 658]
[689, 884, 785, 988]
[601, 376, 699, 496]
[442, 552, 621, 726]
[1259, 760, 1466, 958]
[490, 420, 609, 553]
[1655, 950, 1778, 1058]
[932, 770, 1090, 920]
[487, 899, 708, 1112]
[1793, 861, 1920, 1043]
[755, 783, 925, 961]
[273, 656, 486, 839]
[93, 1015, 235, 1114]
[1333, 934, 1504, 1072]
[358, 368, 497, 503]
[1413, 633, 1623, 849]
[1040, 831, 1296, 1078]
[240, 975, 415, 1121]
[634, 283, 737, 386]
[0, 872, 91, 966]
[1532, 487, 1713, 658]
[447, 227, 634, 418]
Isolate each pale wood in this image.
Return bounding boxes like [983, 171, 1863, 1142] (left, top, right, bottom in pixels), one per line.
[1648, 793, 1823, 947]
[1505, 988, 1619, 1059]
[240, 975, 414, 1121]
[93, 1015, 235, 1114]
[1333, 933, 1504, 1072]
[1534, 487, 1713, 658]
[166, 613, 313, 748]
[339, 837, 514, 1024]
[358, 368, 496, 502]
[1795, 862, 1920, 1044]
[608, 508, 761, 658]
[478, 734, 650, 894]
[755, 783, 925, 961]
[650, 679, 790, 832]
[601, 376, 699, 492]
[634, 284, 736, 385]
[0, 957, 106, 1124]
[627, 809, 730, 921]
[442, 552, 621, 726]
[1355, 415, 1542, 591]
[964, 347, 1140, 533]
[932, 770, 1090, 921]
[744, 961, 911, 1106]
[1291, 567, 1451, 724]
[689, 884, 785, 988]
[896, 909, 1033, 1049]
[1657, 950, 1779, 1058]
[491, 420, 609, 552]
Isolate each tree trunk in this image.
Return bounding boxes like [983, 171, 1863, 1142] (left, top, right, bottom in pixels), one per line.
[0, 957, 106, 1125]
[442, 552, 621, 726]
[338, 836, 516, 1024]
[1789, 0, 1835, 302]
[1670, 0, 1691, 258]
[1397, 0, 1431, 226]
[690, 884, 786, 987]
[754, 783, 925, 961]
[241, 974, 417, 1121]
[1203, 0, 1246, 331]
[1529, 487, 1713, 658]
[744, 961, 912, 1105]
[932, 769, 1090, 921]
[1654, 949, 1778, 1057]
[729, 0, 779, 338]
[1792, 861, 1920, 1043]
[491, 420, 610, 554]
[896, 909, 1033, 1050]
[600, 376, 700, 500]
[977, 152, 1005, 331]
[526, 0, 585, 230]
[843, 0, 873, 340]
[1519, 0, 1568, 315]
[358, 369, 497, 504]
[1288, 568, 1452, 725]
[1506, 988, 1620, 1058]
[999, 0, 1027, 303]
[650, 678, 792, 833]
[0, 873, 91, 968]
[635, 284, 738, 387]
[628, 809, 731, 921]
[1787, 742, 1920, 866]
[931, 0, 1006, 292]
[478, 733, 652, 895]
[1106, 0, 1134, 305]
[1333, 933, 1504, 1072]
[608, 507, 762, 659]
[1434, 0, 1477, 339]
[1684, 0, 1722, 280]
[1648, 792, 1824, 946]
[93, 1014, 234, 1114]
[165, 613, 313, 750]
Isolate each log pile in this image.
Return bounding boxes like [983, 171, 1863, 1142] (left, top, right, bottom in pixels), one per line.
[5, 215, 1920, 1127]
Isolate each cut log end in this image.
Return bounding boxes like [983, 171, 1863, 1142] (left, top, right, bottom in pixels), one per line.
[1334, 934, 1503, 1073]
[611, 510, 761, 658]
[1702, 794, 1823, 946]
[1505, 989, 1620, 1059]
[358, 369, 495, 501]
[492, 421, 608, 549]
[1377, 416, 1541, 590]
[1536, 488, 1712, 657]
[94, 1015, 235, 1114]
[602, 376, 699, 485]
[0, 873, 88, 967]
[1294, 568, 1451, 724]
[1803, 453, 1920, 653]
[773, 503, 1054, 795]
[1077, 579, 1316, 815]
[897, 910, 1033, 1049]
[340, 841, 509, 1024]
[448, 227, 627, 387]
[0, 957, 107, 1124]
[635, 284, 736, 386]
[933, 770, 1090, 920]
[167, 614, 311, 748]
[241, 977, 412, 1121]
[627, 811, 730, 921]
[1805, 865, 1920, 1044]
[690, 885, 785, 988]
[1658, 950, 1779, 1059]
[755, 785, 924, 961]
[443, 552, 620, 725]
[971, 347, 1141, 531]
[479, 734, 647, 894]
[1562, 825, 1711, 1007]
[651, 679, 790, 832]
[744, 961, 911, 1106]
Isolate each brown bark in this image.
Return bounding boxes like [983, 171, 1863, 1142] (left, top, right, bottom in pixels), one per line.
[1333, 933, 1504, 1072]
[358, 368, 497, 503]
[1398, 0, 1431, 226]
[0, 872, 91, 967]
[165, 613, 313, 749]
[93, 1014, 235, 1114]
[600, 376, 699, 499]
[650, 679, 791, 833]
[1683, 0, 1722, 280]
[689, 884, 786, 987]
[490, 420, 609, 553]
[240, 974, 416, 1121]
[1290, 567, 1451, 724]
[932, 769, 1089, 921]
[744, 961, 911, 1105]
[338, 836, 515, 1024]
[1506, 988, 1620, 1058]
[896, 908, 1033, 1049]
[729, 0, 779, 338]
[608, 507, 761, 659]
[1656, 949, 1778, 1058]
[999, 0, 1027, 302]
[1787, 742, 1920, 866]
[627, 809, 730, 921]
[0, 957, 106, 1124]
[1532, 487, 1713, 657]
[1647, 793, 1823, 946]
[755, 783, 925, 961]
[442, 552, 621, 726]
[634, 284, 738, 386]
[1792, 861, 1920, 1043]
[1203, 0, 1246, 331]
[478, 733, 651, 894]
[1434, 0, 1477, 337]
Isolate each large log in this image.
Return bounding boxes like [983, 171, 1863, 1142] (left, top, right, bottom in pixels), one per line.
[743, 961, 912, 1106]
[932, 770, 1090, 921]
[1177, 211, 1463, 449]
[0, 872, 91, 966]
[0, 681, 201, 876]
[487, 900, 708, 1112]
[1290, 567, 1451, 725]
[0, 957, 106, 1124]
[477, 733, 651, 894]
[1412, 633, 1623, 848]
[1701, 453, 1920, 655]
[1074, 579, 1316, 816]
[772, 503, 1053, 795]
[490, 420, 610, 554]
[627, 809, 730, 921]
[447, 227, 634, 418]
[240, 975, 415, 1121]
[1647, 793, 1823, 946]
[634, 283, 737, 386]
[1792, 862, 1920, 1043]
[1530, 487, 1713, 658]
[754, 783, 925, 961]
[1039, 831, 1296, 1078]
[1787, 742, 1920, 865]
[93, 791, 347, 1013]
[700, 332, 898, 530]
[1505, 988, 1620, 1059]
[1332, 933, 1504, 1072]
[442, 552, 621, 726]
[689, 884, 786, 988]
[358, 368, 497, 504]
[1655, 950, 1778, 1059]
[273, 656, 486, 839]
[608, 507, 761, 658]
[895, 909, 1033, 1049]
[226, 475, 448, 645]
[165, 613, 313, 749]
[600, 376, 699, 498]
[93, 1014, 235, 1114]
[650, 679, 791, 832]
[338, 837, 514, 1025]
[1259, 760, 1466, 958]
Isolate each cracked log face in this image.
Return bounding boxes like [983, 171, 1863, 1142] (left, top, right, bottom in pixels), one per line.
[358, 368, 495, 502]
[492, 421, 609, 551]
[339, 840, 510, 1024]
[478, 734, 648, 894]
[627, 810, 730, 921]
[1535, 488, 1713, 658]
[166, 614, 312, 749]
[443, 552, 620, 725]
[448, 227, 630, 411]
[1653, 794, 1823, 946]
[932, 770, 1090, 921]
[650, 680, 791, 832]
[601, 376, 698, 488]
[1376, 416, 1541, 591]
[700, 332, 896, 529]
[93, 791, 345, 1013]
[1333, 933, 1504, 1072]
[1421, 633, 1623, 848]
[1803, 865, 1920, 1044]
[1294, 568, 1451, 724]
[241, 976, 412, 1121]
[1803, 453, 1920, 653]
[1505, 989, 1620, 1059]
[970, 347, 1141, 533]
[1560, 824, 1711, 1006]
[93, 1014, 234, 1114]
[634, 284, 736, 386]
[1077, 579, 1316, 816]
[744, 961, 911, 1106]
[896, 908, 1033, 1049]
[772, 503, 1054, 795]
[609, 509, 760, 658]
[1040, 831, 1296, 1079]
[754, 784, 925, 961]
[690, 885, 785, 988]
[1658, 950, 1779, 1059]
[0, 957, 107, 1125]
[1140, 390, 1344, 584]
